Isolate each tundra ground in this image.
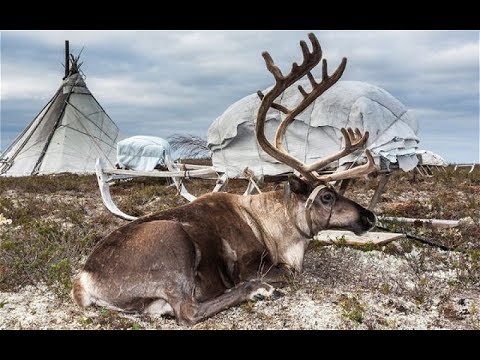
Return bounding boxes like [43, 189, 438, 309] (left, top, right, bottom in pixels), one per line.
[0, 167, 479, 329]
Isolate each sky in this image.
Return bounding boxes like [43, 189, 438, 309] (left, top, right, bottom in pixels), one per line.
[0, 30, 478, 163]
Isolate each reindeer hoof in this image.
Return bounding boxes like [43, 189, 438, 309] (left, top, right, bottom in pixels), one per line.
[253, 293, 266, 301]
[271, 289, 285, 300]
[247, 282, 275, 301]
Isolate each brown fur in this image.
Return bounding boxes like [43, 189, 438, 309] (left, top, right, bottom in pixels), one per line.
[73, 176, 375, 325]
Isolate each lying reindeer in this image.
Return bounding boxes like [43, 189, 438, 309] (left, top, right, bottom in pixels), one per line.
[72, 33, 378, 325]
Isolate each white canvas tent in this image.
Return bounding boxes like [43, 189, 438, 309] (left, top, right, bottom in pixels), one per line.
[116, 136, 172, 171]
[416, 150, 449, 167]
[0, 44, 119, 176]
[208, 81, 420, 179]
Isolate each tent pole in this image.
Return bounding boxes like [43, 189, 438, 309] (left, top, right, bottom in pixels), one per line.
[368, 173, 390, 211]
[64, 40, 70, 79]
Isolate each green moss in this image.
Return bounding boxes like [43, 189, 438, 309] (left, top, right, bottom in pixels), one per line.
[339, 295, 365, 324]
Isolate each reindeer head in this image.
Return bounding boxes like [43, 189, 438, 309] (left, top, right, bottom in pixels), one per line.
[256, 33, 379, 236]
[287, 175, 376, 236]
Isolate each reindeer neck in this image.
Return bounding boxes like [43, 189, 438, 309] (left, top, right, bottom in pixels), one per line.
[237, 191, 283, 228]
[236, 190, 309, 271]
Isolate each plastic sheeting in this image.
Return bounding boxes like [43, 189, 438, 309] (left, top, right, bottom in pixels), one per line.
[116, 136, 172, 171]
[416, 150, 449, 167]
[208, 81, 420, 178]
[0, 73, 119, 176]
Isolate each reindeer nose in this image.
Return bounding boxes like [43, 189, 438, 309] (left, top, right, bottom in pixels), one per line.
[362, 210, 376, 228]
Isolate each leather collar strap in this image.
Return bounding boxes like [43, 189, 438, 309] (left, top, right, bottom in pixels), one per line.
[302, 184, 326, 238]
[304, 184, 335, 238]
[305, 185, 327, 209]
[286, 184, 334, 239]
[286, 184, 323, 238]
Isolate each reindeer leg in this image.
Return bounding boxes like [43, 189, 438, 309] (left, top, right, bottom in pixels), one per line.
[173, 280, 276, 325]
[258, 263, 295, 288]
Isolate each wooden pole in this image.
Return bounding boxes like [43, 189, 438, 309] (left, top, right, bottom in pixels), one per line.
[65, 40, 70, 79]
[378, 216, 459, 229]
[368, 173, 390, 210]
[337, 178, 351, 195]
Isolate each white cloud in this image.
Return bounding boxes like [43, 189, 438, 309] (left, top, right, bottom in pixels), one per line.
[2, 30, 133, 49]
[88, 76, 198, 107]
[1, 63, 59, 101]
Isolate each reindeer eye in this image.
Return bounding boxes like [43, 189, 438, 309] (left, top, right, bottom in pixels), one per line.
[321, 192, 334, 204]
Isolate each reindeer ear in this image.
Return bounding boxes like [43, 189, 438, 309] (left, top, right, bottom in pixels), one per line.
[288, 175, 310, 195]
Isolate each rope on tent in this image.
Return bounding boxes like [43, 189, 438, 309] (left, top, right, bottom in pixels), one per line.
[360, 107, 413, 172]
[3, 136, 53, 160]
[89, 95, 120, 132]
[243, 167, 262, 194]
[303, 116, 313, 164]
[302, 81, 317, 164]
[31, 73, 81, 175]
[0, 95, 57, 174]
[64, 100, 116, 168]
[330, 100, 412, 175]
[77, 46, 87, 80]
[215, 124, 230, 181]
[59, 124, 117, 148]
[346, 93, 412, 170]
[362, 107, 410, 158]
[63, 101, 118, 143]
[250, 100, 269, 183]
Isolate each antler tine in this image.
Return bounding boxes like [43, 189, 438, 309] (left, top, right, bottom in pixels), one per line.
[262, 51, 284, 81]
[322, 59, 328, 80]
[317, 149, 379, 182]
[347, 127, 355, 142]
[343, 127, 353, 149]
[307, 72, 318, 87]
[298, 84, 308, 98]
[299, 40, 311, 64]
[256, 91, 290, 114]
[346, 127, 368, 147]
[353, 128, 369, 146]
[302, 127, 369, 172]
[298, 71, 318, 98]
[273, 56, 347, 152]
[296, 35, 322, 74]
[354, 128, 362, 138]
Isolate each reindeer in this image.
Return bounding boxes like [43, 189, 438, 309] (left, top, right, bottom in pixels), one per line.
[72, 33, 379, 325]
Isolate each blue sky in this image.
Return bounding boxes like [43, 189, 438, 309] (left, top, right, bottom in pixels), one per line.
[1, 30, 478, 163]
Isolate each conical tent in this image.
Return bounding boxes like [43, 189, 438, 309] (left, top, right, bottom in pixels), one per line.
[0, 47, 119, 176]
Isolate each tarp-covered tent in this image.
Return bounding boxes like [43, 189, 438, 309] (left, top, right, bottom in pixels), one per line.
[0, 47, 119, 177]
[116, 136, 172, 171]
[416, 150, 449, 167]
[208, 81, 419, 179]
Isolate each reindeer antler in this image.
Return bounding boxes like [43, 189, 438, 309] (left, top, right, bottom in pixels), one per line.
[255, 33, 378, 184]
